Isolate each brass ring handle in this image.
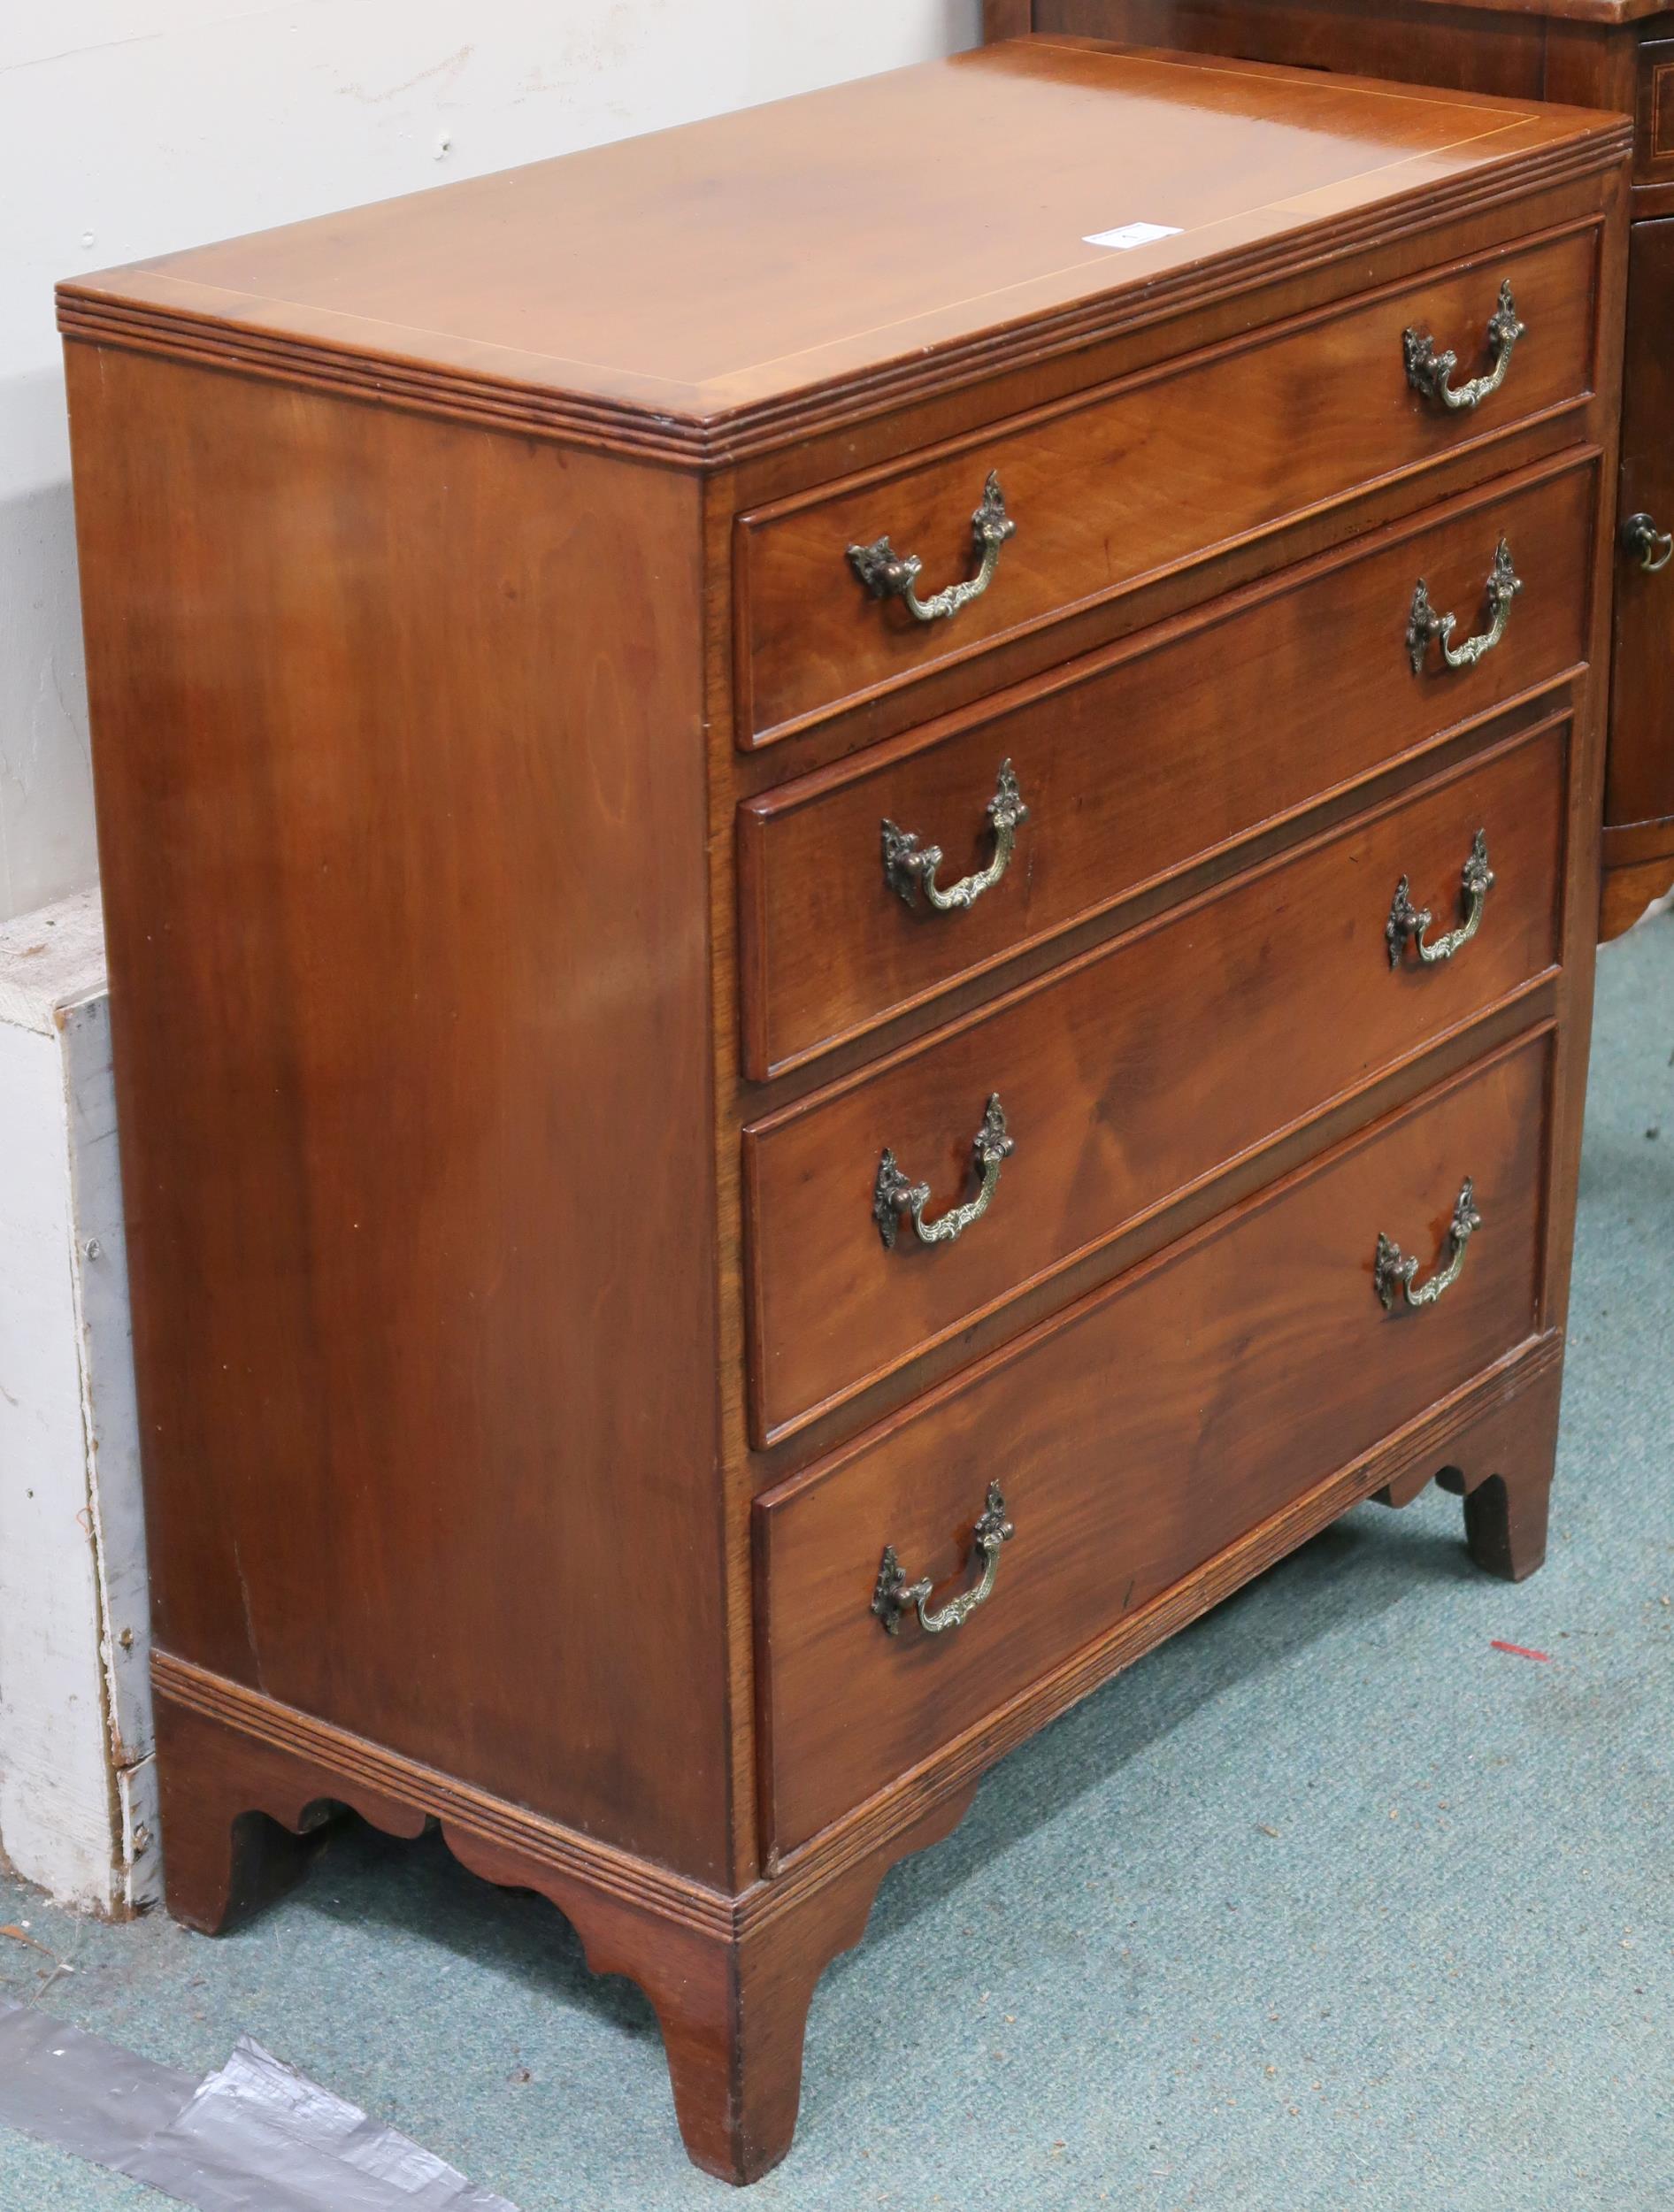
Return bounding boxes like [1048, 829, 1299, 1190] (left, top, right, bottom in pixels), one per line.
[1386, 829, 1494, 968]
[873, 1094, 1013, 1251]
[1403, 279, 1524, 412]
[872, 1482, 1015, 1637]
[1621, 512, 1674, 575]
[1374, 1179, 1481, 1311]
[882, 760, 1029, 912]
[1407, 539, 1521, 675]
[848, 471, 1016, 625]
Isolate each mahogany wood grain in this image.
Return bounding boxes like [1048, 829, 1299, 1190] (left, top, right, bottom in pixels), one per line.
[1003, 12, 1667, 933]
[767, 1328, 1566, 1900]
[746, 983, 1563, 1500]
[717, 157, 1623, 630]
[1440, 1455, 1557, 1572]
[1525, 160, 1624, 1367]
[148, 1349, 1563, 2177]
[1033, 4, 1670, 74]
[153, 1658, 975, 2187]
[444, 1793, 979, 2187]
[745, 726, 1567, 1443]
[1374, 1333, 1560, 1577]
[56, 42, 1623, 468]
[1036, 2, 1550, 90]
[66, 346, 732, 1882]
[1599, 848, 1674, 930]
[1037, 0, 1674, 20]
[732, 406, 1604, 808]
[736, 226, 1600, 744]
[739, 457, 1596, 1076]
[154, 1694, 425, 1937]
[1540, 19, 1644, 119]
[698, 94, 1621, 1957]
[60, 42, 1630, 2185]
[1606, 215, 1674, 895]
[1639, 37, 1674, 173]
[756, 1033, 1552, 1853]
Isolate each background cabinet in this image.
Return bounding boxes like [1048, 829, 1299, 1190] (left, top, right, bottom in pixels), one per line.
[985, 0, 1674, 935]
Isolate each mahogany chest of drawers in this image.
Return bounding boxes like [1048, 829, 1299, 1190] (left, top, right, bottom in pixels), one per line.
[987, 0, 1674, 937]
[60, 41, 1630, 2185]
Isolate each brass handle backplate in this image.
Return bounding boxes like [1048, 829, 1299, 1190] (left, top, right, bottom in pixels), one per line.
[872, 1482, 1015, 1637]
[874, 1094, 1013, 1250]
[882, 760, 1029, 912]
[1403, 279, 1524, 412]
[1375, 1179, 1481, 1311]
[1386, 829, 1494, 968]
[1407, 539, 1521, 675]
[848, 471, 1016, 625]
[1621, 512, 1674, 575]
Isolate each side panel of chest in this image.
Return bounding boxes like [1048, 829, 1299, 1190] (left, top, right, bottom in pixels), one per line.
[65, 348, 733, 1881]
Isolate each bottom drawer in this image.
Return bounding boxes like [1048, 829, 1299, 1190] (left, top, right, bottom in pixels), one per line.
[755, 1032, 1550, 1855]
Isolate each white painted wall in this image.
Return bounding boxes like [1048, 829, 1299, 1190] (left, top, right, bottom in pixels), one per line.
[0, 0, 979, 923]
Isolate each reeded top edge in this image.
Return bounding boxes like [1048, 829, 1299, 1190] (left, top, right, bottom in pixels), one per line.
[56, 41, 1632, 465]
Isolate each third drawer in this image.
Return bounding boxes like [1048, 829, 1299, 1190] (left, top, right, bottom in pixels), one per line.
[742, 718, 1567, 1443]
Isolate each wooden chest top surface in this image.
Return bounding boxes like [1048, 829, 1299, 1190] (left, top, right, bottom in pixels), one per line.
[58, 40, 1624, 449]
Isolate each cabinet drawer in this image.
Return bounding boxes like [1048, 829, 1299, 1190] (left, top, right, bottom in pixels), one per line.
[744, 723, 1565, 1442]
[735, 226, 1599, 747]
[756, 1033, 1550, 1854]
[740, 459, 1594, 1079]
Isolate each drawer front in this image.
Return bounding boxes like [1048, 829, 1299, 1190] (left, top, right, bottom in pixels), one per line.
[740, 460, 1594, 1078]
[735, 226, 1599, 746]
[744, 724, 1566, 1442]
[756, 1033, 1550, 1854]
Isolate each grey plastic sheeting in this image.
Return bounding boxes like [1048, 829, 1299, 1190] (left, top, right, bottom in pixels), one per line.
[0, 2002, 520, 2211]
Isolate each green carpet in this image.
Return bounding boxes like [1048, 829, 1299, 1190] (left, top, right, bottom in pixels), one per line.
[2, 911, 1669, 2210]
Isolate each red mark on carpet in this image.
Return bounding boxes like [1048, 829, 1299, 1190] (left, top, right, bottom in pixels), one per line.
[1490, 1640, 1550, 1661]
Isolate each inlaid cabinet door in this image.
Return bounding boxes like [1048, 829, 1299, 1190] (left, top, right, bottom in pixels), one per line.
[1638, 38, 1674, 184]
[1609, 219, 1674, 840]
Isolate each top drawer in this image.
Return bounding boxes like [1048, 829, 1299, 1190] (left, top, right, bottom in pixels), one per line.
[734, 226, 1599, 748]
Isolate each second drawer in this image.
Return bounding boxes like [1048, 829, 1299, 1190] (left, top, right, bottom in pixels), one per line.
[743, 720, 1567, 1442]
[739, 457, 1594, 1079]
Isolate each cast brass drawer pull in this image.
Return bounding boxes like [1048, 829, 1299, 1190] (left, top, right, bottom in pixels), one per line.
[872, 1481, 1014, 1637]
[1403, 279, 1524, 412]
[1621, 511, 1674, 575]
[881, 759, 1029, 912]
[1386, 828, 1494, 968]
[873, 1093, 1013, 1251]
[1406, 538, 1521, 675]
[848, 470, 1016, 625]
[1374, 1179, 1481, 1311]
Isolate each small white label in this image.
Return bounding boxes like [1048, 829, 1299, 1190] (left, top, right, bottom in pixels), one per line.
[1082, 221, 1182, 251]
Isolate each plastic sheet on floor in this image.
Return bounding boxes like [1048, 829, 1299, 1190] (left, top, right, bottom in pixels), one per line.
[0, 2002, 519, 2210]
